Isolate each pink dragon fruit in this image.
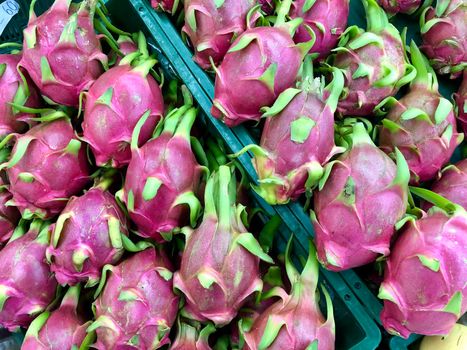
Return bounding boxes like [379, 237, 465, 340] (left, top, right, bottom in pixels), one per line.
[0, 180, 20, 246]
[211, 0, 312, 126]
[117, 35, 138, 56]
[329, 0, 415, 116]
[151, 0, 179, 13]
[21, 285, 91, 350]
[82, 55, 164, 168]
[312, 122, 410, 271]
[455, 70, 467, 135]
[170, 321, 215, 350]
[46, 182, 131, 287]
[377, 0, 423, 15]
[0, 221, 58, 331]
[378, 42, 463, 184]
[173, 165, 273, 326]
[87, 247, 179, 349]
[19, 0, 107, 107]
[242, 240, 335, 349]
[420, 0, 467, 79]
[234, 63, 344, 204]
[182, 0, 256, 70]
[119, 104, 203, 242]
[379, 188, 467, 338]
[290, 0, 350, 59]
[1, 117, 90, 219]
[422, 159, 467, 210]
[0, 52, 40, 136]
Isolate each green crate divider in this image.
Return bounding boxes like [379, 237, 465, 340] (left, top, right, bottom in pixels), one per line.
[129, 0, 381, 349]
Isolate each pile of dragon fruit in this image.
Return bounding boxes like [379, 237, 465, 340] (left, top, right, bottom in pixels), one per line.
[0, 0, 464, 348]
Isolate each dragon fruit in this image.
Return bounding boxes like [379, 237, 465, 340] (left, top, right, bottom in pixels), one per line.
[0, 52, 40, 136]
[311, 122, 410, 271]
[19, 0, 107, 107]
[46, 182, 130, 287]
[290, 0, 350, 59]
[379, 188, 467, 338]
[420, 0, 467, 79]
[21, 285, 91, 350]
[151, 0, 179, 14]
[87, 247, 179, 349]
[82, 55, 164, 168]
[173, 165, 273, 326]
[455, 70, 467, 135]
[235, 63, 344, 204]
[211, 0, 312, 126]
[1, 117, 90, 219]
[242, 240, 335, 349]
[378, 42, 463, 184]
[377, 0, 423, 15]
[117, 35, 138, 56]
[182, 0, 256, 70]
[329, 0, 415, 116]
[170, 321, 215, 350]
[119, 104, 203, 242]
[422, 159, 467, 210]
[0, 221, 58, 331]
[0, 180, 20, 246]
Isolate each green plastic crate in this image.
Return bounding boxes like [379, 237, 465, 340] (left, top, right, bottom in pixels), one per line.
[0, 0, 381, 349]
[136, 0, 464, 348]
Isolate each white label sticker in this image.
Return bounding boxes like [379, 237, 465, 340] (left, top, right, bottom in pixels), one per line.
[0, 0, 19, 36]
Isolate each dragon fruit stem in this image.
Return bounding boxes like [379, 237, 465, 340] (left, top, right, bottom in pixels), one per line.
[275, 0, 294, 27]
[132, 58, 157, 77]
[119, 51, 140, 66]
[174, 107, 197, 140]
[61, 284, 81, 309]
[392, 148, 410, 187]
[409, 41, 438, 91]
[409, 187, 466, 215]
[363, 0, 389, 33]
[351, 122, 375, 146]
[325, 67, 345, 112]
[161, 105, 192, 135]
[218, 165, 233, 229]
[23, 311, 51, 339]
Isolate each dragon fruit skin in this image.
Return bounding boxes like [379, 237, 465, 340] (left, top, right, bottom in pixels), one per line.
[422, 159, 467, 211]
[120, 105, 203, 242]
[239, 65, 344, 205]
[0, 221, 58, 331]
[21, 285, 91, 350]
[170, 322, 214, 350]
[46, 186, 129, 287]
[378, 43, 463, 184]
[173, 166, 273, 326]
[19, 0, 107, 107]
[151, 0, 179, 13]
[330, 0, 415, 116]
[183, 0, 256, 70]
[82, 58, 164, 168]
[0, 180, 20, 246]
[379, 198, 467, 338]
[258, 0, 274, 14]
[420, 0, 467, 79]
[455, 70, 467, 135]
[4, 118, 90, 219]
[377, 0, 422, 15]
[211, 0, 310, 126]
[242, 241, 335, 350]
[88, 248, 179, 349]
[290, 0, 350, 59]
[0, 53, 40, 136]
[312, 123, 410, 271]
